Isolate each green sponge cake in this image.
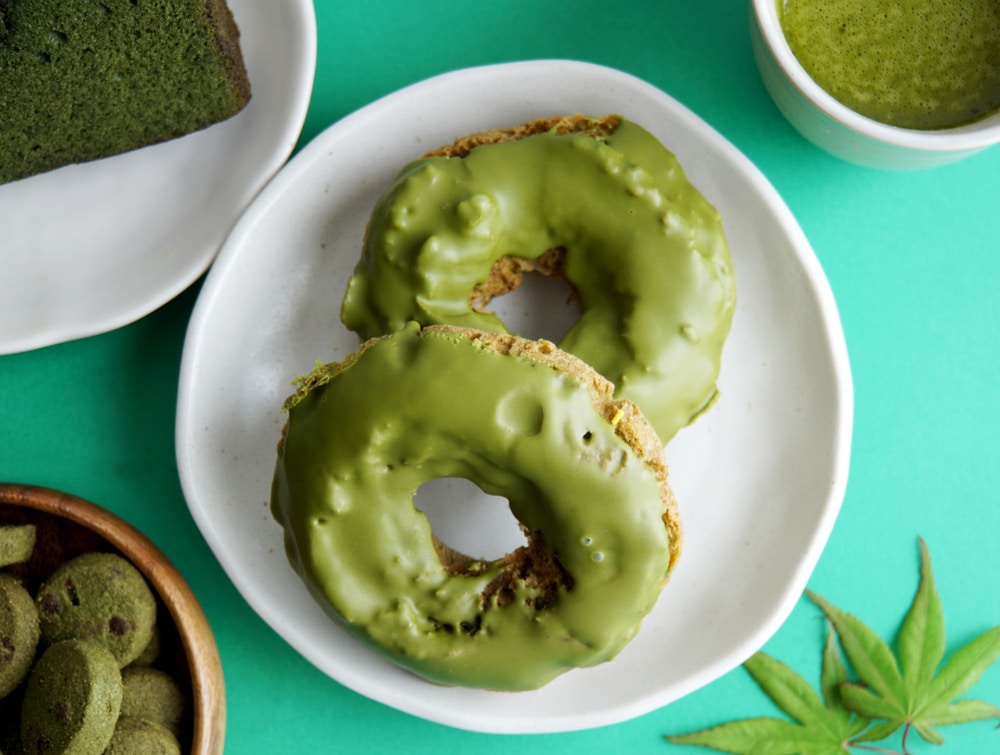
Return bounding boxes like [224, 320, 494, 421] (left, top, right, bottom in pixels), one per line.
[0, 0, 251, 185]
[20, 639, 124, 754]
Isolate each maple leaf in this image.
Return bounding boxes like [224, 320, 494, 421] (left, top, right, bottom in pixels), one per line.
[667, 539, 1000, 755]
[665, 633, 868, 755]
[807, 539, 1000, 749]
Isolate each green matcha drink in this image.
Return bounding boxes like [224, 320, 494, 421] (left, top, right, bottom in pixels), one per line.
[780, 0, 1000, 129]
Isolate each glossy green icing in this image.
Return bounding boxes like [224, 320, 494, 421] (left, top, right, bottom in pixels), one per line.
[340, 118, 735, 443]
[271, 324, 673, 690]
[781, 0, 1000, 129]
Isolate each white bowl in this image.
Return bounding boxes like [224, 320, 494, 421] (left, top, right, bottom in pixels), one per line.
[0, 0, 316, 355]
[176, 60, 853, 734]
[750, 0, 1000, 169]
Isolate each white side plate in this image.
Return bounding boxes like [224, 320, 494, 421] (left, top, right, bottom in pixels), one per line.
[176, 60, 853, 734]
[0, 0, 317, 354]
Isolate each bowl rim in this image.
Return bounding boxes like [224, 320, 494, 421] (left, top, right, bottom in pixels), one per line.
[751, 0, 1000, 152]
[0, 483, 226, 755]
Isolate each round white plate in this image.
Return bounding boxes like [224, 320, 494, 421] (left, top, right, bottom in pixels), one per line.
[176, 60, 853, 734]
[0, 0, 317, 355]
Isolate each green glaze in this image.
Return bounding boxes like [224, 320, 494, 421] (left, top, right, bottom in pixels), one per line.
[340, 118, 735, 443]
[271, 324, 673, 691]
[781, 0, 1000, 129]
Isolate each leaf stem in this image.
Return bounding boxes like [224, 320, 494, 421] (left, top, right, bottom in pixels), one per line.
[900, 722, 913, 755]
[847, 722, 914, 755]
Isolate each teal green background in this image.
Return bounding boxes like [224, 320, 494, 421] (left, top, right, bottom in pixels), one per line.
[2, 1, 998, 752]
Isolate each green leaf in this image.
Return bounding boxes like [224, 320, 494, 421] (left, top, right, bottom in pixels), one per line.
[744, 653, 830, 728]
[897, 538, 946, 695]
[665, 717, 845, 755]
[850, 718, 904, 744]
[818, 631, 872, 739]
[669, 541, 1000, 754]
[920, 697, 1000, 727]
[806, 590, 907, 716]
[667, 653, 856, 754]
[839, 683, 904, 722]
[909, 699, 1000, 749]
[917, 625, 1000, 715]
[812, 541, 1000, 745]
[913, 721, 945, 745]
[820, 626, 848, 713]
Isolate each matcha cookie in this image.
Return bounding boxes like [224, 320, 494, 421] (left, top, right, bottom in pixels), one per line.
[35, 552, 156, 668]
[0, 524, 36, 567]
[20, 639, 123, 754]
[104, 717, 181, 755]
[129, 622, 162, 667]
[0, 573, 40, 699]
[120, 667, 186, 738]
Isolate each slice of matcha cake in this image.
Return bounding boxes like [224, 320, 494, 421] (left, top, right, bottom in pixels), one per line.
[0, 0, 251, 185]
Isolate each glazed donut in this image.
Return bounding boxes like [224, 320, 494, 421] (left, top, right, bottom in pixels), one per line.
[271, 323, 680, 691]
[340, 115, 736, 443]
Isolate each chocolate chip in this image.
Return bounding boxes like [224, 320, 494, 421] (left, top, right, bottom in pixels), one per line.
[64, 578, 80, 606]
[39, 592, 61, 614]
[53, 699, 70, 724]
[108, 616, 132, 636]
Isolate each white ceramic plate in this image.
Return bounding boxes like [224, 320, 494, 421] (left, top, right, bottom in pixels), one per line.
[0, 0, 316, 355]
[176, 60, 853, 734]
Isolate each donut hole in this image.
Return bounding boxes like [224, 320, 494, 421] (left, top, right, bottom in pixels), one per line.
[473, 249, 581, 344]
[413, 477, 526, 563]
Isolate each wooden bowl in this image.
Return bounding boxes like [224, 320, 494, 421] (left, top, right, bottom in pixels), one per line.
[0, 483, 225, 755]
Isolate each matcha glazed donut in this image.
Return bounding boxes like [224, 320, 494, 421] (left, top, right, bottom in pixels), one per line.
[271, 323, 681, 691]
[340, 115, 736, 443]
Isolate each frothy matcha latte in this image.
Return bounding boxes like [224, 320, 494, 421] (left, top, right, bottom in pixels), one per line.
[781, 0, 1000, 130]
